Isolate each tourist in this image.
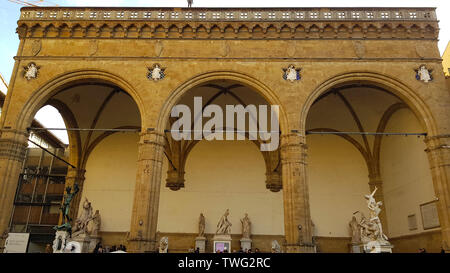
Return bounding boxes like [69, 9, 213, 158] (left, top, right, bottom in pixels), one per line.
[254, 248, 260, 253]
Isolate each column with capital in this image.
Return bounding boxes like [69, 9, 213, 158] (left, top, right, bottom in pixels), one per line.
[0, 130, 28, 250]
[424, 135, 450, 252]
[280, 133, 315, 253]
[128, 130, 165, 252]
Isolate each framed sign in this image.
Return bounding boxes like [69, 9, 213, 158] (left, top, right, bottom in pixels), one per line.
[420, 200, 440, 230]
[214, 241, 230, 253]
[3, 233, 30, 253]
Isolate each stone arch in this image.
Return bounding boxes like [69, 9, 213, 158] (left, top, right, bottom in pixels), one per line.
[16, 69, 146, 136]
[300, 71, 438, 137]
[156, 70, 289, 135]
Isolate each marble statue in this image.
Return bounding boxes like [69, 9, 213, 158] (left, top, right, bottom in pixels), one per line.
[86, 210, 101, 236]
[364, 187, 388, 242]
[240, 213, 251, 239]
[198, 213, 205, 237]
[72, 198, 93, 236]
[72, 198, 101, 238]
[216, 209, 232, 235]
[159, 236, 168, 253]
[349, 216, 361, 244]
[187, 0, 193, 8]
[271, 240, 281, 253]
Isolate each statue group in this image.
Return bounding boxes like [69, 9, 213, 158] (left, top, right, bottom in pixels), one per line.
[72, 197, 101, 238]
[349, 187, 392, 253]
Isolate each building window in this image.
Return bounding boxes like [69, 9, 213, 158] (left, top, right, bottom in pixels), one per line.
[185, 12, 192, 19]
[395, 12, 403, 19]
[352, 12, 360, 19]
[323, 12, 332, 19]
[295, 12, 304, 19]
[337, 12, 346, 19]
[198, 12, 206, 19]
[254, 12, 262, 19]
[171, 12, 179, 19]
[381, 12, 389, 19]
[240, 12, 248, 19]
[76, 12, 84, 19]
[49, 12, 57, 18]
[424, 12, 431, 18]
[212, 12, 220, 19]
[89, 11, 97, 19]
[409, 12, 417, 19]
[103, 12, 111, 18]
[282, 12, 290, 19]
[157, 12, 165, 19]
[23, 11, 31, 18]
[226, 12, 234, 19]
[63, 11, 70, 18]
[310, 12, 318, 19]
[268, 12, 276, 19]
[36, 11, 44, 18]
[366, 12, 374, 19]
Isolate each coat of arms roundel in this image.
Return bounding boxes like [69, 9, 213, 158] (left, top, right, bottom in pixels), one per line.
[147, 63, 166, 81]
[415, 65, 433, 83]
[23, 62, 40, 81]
[283, 65, 301, 82]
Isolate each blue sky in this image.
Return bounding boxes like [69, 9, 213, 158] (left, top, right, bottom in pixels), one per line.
[1, 0, 449, 145]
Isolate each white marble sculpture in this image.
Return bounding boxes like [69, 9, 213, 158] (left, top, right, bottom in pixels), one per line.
[159, 236, 168, 253]
[271, 240, 281, 253]
[198, 213, 205, 237]
[363, 187, 388, 243]
[216, 209, 232, 235]
[349, 216, 361, 244]
[240, 213, 251, 239]
[72, 198, 101, 238]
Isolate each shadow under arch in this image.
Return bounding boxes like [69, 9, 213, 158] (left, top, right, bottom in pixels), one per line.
[156, 70, 289, 135]
[300, 71, 438, 137]
[17, 69, 146, 135]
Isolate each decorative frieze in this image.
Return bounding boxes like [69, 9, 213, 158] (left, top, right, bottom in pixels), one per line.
[16, 8, 438, 40]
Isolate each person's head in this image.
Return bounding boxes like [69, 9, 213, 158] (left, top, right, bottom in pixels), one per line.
[255, 248, 260, 253]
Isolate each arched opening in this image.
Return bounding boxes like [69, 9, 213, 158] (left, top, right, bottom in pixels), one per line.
[157, 79, 284, 252]
[13, 72, 143, 252]
[304, 83, 438, 253]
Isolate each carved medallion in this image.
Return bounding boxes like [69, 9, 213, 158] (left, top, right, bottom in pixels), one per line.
[415, 65, 433, 83]
[31, 39, 41, 56]
[353, 41, 365, 59]
[147, 63, 166, 81]
[282, 65, 301, 82]
[23, 62, 40, 81]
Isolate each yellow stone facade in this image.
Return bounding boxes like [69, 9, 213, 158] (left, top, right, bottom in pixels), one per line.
[0, 7, 449, 253]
